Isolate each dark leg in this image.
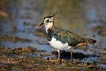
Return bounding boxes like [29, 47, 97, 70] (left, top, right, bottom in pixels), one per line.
[70, 48, 73, 62]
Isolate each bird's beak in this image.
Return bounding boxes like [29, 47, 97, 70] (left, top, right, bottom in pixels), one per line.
[39, 22, 44, 26]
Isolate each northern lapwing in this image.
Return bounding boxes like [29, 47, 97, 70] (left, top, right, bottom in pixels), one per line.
[39, 12, 96, 62]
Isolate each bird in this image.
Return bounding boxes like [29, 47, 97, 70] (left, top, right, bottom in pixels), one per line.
[39, 12, 96, 62]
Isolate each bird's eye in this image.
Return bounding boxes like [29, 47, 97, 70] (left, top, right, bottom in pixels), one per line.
[46, 20, 49, 22]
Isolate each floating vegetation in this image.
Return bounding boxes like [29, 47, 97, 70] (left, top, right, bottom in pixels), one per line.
[99, 50, 106, 55]
[0, 35, 31, 43]
[35, 26, 46, 37]
[92, 25, 106, 36]
[23, 21, 30, 26]
[1, 46, 46, 55]
[0, 10, 8, 17]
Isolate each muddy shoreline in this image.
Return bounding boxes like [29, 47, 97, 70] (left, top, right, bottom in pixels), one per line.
[0, 46, 104, 71]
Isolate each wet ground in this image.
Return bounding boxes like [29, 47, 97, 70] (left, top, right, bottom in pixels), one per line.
[0, 46, 104, 71]
[0, 0, 106, 71]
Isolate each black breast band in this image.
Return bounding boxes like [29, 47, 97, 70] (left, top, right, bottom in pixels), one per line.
[47, 29, 53, 41]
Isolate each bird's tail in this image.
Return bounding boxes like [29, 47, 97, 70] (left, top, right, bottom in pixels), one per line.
[85, 38, 96, 44]
[76, 37, 96, 46]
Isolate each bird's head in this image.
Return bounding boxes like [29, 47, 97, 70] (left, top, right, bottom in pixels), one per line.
[40, 12, 57, 32]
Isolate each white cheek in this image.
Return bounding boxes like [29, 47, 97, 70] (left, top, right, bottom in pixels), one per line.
[46, 23, 52, 28]
[45, 23, 53, 33]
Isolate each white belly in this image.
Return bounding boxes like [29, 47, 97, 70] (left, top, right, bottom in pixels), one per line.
[48, 37, 71, 50]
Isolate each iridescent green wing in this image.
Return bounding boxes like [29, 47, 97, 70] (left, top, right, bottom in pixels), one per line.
[54, 29, 92, 46]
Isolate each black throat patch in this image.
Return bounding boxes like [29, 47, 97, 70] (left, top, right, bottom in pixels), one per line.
[46, 29, 54, 41]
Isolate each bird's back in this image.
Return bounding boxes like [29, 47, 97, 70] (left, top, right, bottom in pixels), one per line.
[53, 27, 96, 46]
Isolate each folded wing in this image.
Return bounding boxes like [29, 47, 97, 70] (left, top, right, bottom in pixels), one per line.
[54, 29, 96, 46]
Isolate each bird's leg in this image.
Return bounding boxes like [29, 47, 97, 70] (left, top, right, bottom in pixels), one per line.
[70, 48, 73, 62]
[57, 50, 61, 62]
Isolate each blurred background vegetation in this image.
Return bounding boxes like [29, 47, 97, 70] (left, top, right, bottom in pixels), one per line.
[0, 0, 106, 48]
